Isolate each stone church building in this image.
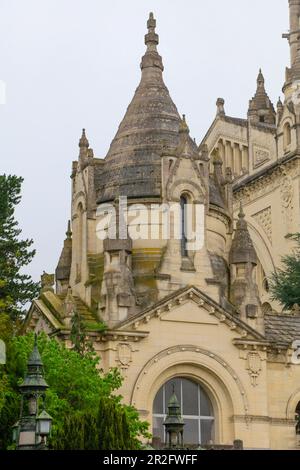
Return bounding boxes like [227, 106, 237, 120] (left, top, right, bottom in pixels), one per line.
[26, 1, 300, 449]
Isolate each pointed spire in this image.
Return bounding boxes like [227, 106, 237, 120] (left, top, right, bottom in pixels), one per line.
[257, 69, 265, 87]
[248, 69, 276, 125]
[141, 12, 164, 71]
[79, 128, 89, 149]
[66, 220, 72, 240]
[179, 114, 189, 134]
[145, 12, 159, 51]
[277, 97, 284, 122]
[229, 202, 257, 265]
[55, 221, 72, 288]
[98, 12, 180, 203]
[238, 201, 245, 220]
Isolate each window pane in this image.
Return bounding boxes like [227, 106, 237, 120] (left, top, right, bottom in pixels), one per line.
[152, 416, 165, 444]
[200, 420, 214, 445]
[165, 379, 181, 413]
[182, 378, 198, 415]
[153, 386, 163, 414]
[200, 387, 213, 416]
[184, 419, 199, 446]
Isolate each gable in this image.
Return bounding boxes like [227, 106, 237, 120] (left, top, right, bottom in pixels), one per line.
[160, 300, 219, 326]
[117, 286, 266, 345]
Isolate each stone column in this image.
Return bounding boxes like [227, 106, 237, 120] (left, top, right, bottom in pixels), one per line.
[233, 143, 239, 177]
[241, 146, 249, 174]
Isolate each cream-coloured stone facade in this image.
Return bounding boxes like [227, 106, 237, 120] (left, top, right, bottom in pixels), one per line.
[25, 2, 300, 450]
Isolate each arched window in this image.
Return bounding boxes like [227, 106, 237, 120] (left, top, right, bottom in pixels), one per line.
[152, 378, 215, 447]
[180, 195, 188, 257]
[296, 402, 300, 435]
[284, 123, 292, 149]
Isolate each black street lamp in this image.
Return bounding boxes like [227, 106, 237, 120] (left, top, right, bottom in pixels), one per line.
[163, 386, 185, 449]
[13, 334, 53, 450]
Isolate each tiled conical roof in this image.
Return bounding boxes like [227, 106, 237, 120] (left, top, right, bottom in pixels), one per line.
[229, 204, 257, 265]
[97, 13, 181, 202]
[248, 70, 276, 125]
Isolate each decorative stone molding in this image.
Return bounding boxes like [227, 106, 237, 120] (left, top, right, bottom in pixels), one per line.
[252, 207, 272, 244]
[131, 344, 250, 417]
[115, 343, 134, 373]
[246, 352, 262, 387]
[101, 330, 148, 343]
[280, 175, 294, 233]
[232, 415, 296, 426]
[233, 158, 299, 207]
[253, 146, 270, 168]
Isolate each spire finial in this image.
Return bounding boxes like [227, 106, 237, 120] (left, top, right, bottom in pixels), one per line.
[239, 201, 245, 219]
[66, 220, 72, 240]
[216, 97, 225, 116]
[79, 128, 89, 149]
[257, 69, 264, 86]
[179, 114, 189, 134]
[145, 12, 159, 51]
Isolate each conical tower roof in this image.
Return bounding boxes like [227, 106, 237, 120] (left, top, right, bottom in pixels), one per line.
[97, 13, 181, 202]
[248, 70, 275, 125]
[229, 204, 257, 265]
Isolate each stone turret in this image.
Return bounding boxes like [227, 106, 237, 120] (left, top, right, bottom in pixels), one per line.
[229, 204, 264, 333]
[99, 200, 136, 328]
[55, 221, 72, 295]
[248, 70, 276, 125]
[283, 0, 300, 68]
[97, 13, 181, 203]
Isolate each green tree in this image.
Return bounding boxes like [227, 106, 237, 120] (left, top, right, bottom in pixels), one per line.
[269, 234, 300, 309]
[0, 175, 39, 319]
[0, 332, 150, 449]
[70, 307, 94, 357]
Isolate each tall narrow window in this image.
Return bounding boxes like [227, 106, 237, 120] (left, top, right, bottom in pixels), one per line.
[284, 123, 292, 149]
[180, 195, 188, 257]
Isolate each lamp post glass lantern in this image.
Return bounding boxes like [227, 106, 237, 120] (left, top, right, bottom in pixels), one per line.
[36, 410, 52, 438]
[163, 385, 185, 449]
[14, 334, 53, 449]
[12, 421, 20, 443]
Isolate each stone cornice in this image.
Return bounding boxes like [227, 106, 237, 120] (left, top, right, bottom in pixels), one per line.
[233, 153, 300, 194]
[232, 415, 296, 426]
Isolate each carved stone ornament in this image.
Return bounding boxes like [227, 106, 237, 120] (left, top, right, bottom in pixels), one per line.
[253, 146, 270, 168]
[252, 207, 272, 244]
[41, 272, 55, 291]
[280, 175, 294, 233]
[117, 343, 132, 368]
[246, 352, 262, 387]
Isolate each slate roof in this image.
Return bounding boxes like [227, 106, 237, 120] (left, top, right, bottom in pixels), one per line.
[264, 314, 300, 346]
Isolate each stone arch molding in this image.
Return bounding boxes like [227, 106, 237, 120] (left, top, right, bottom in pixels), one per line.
[131, 345, 249, 419]
[167, 179, 205, 204]
[286, 388, 300, 421]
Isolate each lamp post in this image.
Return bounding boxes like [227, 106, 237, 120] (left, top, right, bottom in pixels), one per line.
[163, 386, 185, 449]
[13, 334, 53, 450]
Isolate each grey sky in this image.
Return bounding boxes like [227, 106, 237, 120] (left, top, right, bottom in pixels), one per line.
[0, 0, 288, 282]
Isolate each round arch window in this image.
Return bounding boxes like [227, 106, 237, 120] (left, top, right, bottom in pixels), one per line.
[152, 377, 215, 446]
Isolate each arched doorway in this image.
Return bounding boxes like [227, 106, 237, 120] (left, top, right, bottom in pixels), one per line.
[152, 377, 214, 447]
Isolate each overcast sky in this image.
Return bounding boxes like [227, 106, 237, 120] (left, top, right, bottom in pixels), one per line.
[0, 0, 288, 283]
